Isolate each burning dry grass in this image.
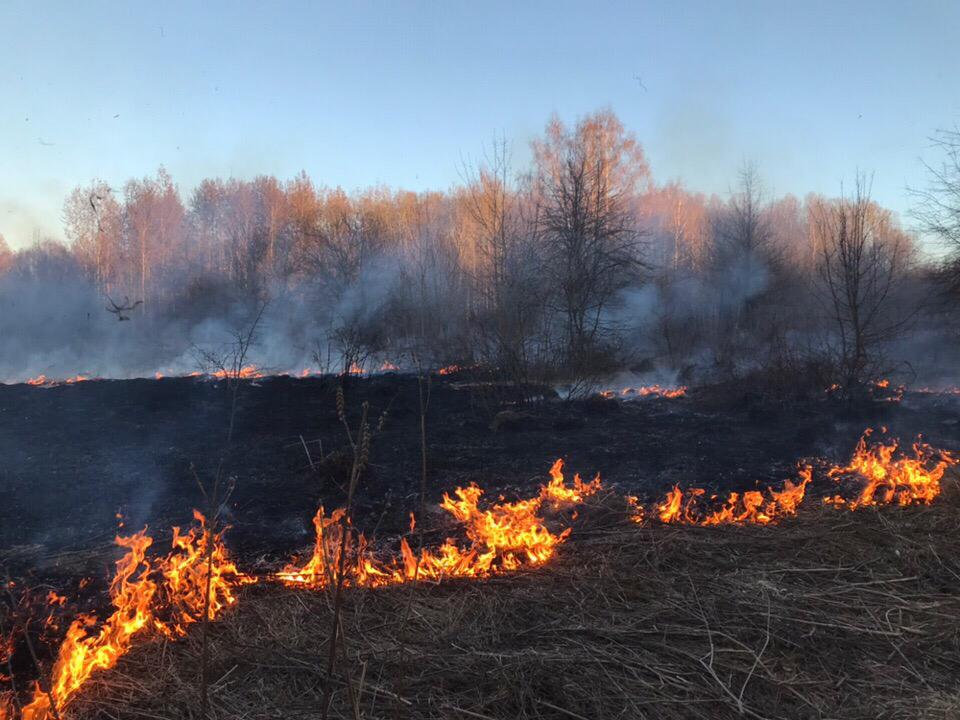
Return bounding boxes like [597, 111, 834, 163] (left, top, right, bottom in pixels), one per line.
[58, 485, 960, 720]
[4, 433, 959, 719]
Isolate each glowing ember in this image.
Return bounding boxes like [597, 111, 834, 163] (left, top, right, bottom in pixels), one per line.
[824, 428, 957, 509]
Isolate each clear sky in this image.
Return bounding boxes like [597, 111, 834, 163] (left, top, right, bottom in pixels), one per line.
[1, 0, 958, 251]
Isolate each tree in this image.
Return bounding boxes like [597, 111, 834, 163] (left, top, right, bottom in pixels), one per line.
[0, 234, 12, 275]
[63, 181, 122, 291]
[812, 177, 913, 391]
[122, 168, 185, 312]
[532, 110, 649, 371]
[912, 127, 960, 293]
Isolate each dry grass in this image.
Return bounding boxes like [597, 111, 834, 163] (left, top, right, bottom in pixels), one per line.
[67, 486, 960, 720]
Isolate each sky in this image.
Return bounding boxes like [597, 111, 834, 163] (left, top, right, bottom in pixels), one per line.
[1, 0, 958, 253]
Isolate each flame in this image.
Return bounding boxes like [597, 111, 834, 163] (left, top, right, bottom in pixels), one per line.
[22, 375, 93, 387]
[155, 510, 256, 638]
[825, 429, 957, 509]
[210, 365, 262, 381]
[600, 384, 687, 400]
[645, 467, 813, 526]
[379, 361, 399, 372]
[5, 435, 960, 716]
[5, 513, 252, 720]
[868, 379, 904, 403]
[278, 459, 596, 589]
[540, 459, 602, 506]
[437, 364, 477, 376]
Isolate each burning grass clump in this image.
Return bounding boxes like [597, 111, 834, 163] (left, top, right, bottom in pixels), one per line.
[63, 481, 960, 720]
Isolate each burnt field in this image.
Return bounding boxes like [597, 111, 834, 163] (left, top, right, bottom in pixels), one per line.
[2, 372, 960, 719]
[1, 371, 958, 577]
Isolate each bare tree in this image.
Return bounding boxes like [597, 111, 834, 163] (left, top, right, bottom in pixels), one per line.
[812, 177, 912, 392]
[533, 111, 649, 374]
[911, 127, 960, 293]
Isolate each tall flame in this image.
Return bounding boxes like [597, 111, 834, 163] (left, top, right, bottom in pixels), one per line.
[5, 513, 251, 720]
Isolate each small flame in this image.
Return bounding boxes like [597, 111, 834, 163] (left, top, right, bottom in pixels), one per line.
[645, 467, 813, 526]
[210, 365, 262, 381]
[599, 385, 687, 400]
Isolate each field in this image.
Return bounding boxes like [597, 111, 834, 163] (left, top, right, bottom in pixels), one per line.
[1, 372, 959, 719]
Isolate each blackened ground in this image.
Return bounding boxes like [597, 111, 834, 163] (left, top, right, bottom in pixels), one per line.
[0, 372, 957, 579]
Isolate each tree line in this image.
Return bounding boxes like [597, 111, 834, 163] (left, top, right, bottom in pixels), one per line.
[0, 111, 957, 394]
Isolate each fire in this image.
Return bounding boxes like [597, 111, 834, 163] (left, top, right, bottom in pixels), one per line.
[643, 467, 813, 526]
[155, 510, 256, 637]
[825, 429, 957, 509]
[278, 459, 598, 588]
[22, 375, 93, 387]
[4, 513, 251, 720]
[868, 379, 904, 403]
[437, 364, 480, 376]
[5, 434, 959, 716]
[210, 365, 262, 381]
[599, 384, 687, 400]
[540, 459, 602, 506]
[379, 360, 399, 372]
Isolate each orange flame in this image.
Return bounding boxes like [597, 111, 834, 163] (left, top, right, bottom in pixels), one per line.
[825, 429, 957, 509]
[540, 459, 602, 506]
[645, 467, 813, 526]
[600, 384, 687, 400]
[210, 365, 262, 381]
[6, 513, 252, 720]
[278, 459, 597, 588]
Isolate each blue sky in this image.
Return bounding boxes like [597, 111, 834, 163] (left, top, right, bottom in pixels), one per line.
[1, 0, 958, 252]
